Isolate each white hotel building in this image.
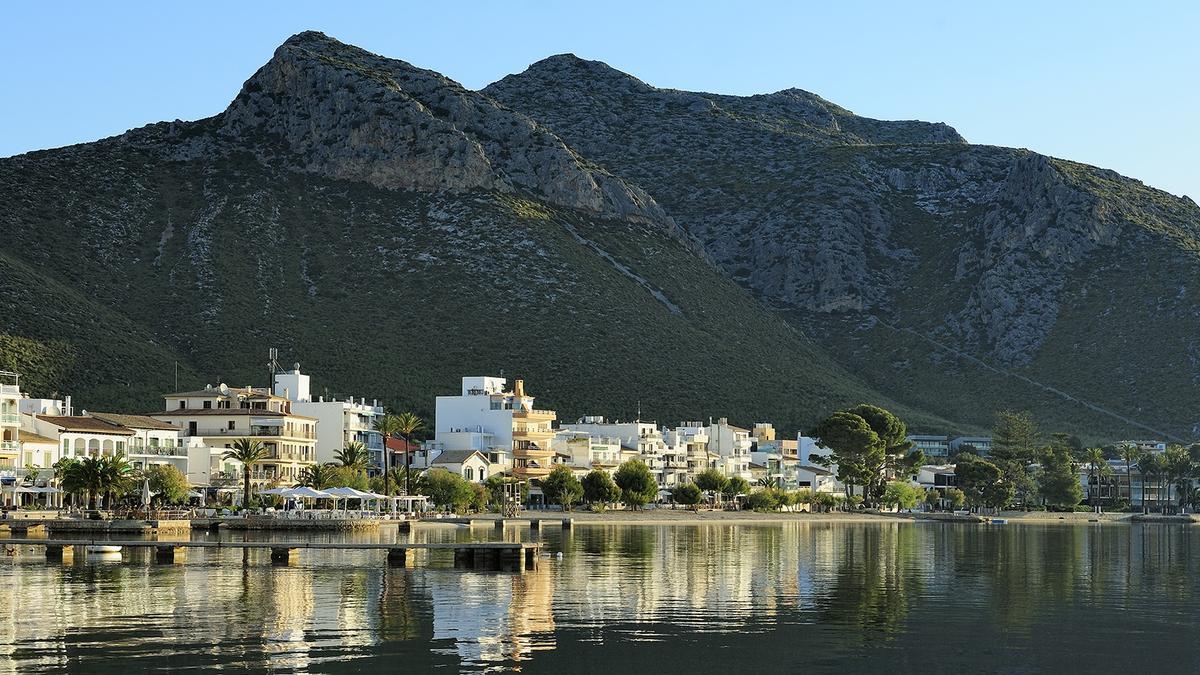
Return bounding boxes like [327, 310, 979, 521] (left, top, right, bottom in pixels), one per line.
[272, 366, 385, 469]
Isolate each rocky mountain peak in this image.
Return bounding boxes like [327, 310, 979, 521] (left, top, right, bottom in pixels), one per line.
[136, 32, 672, 227]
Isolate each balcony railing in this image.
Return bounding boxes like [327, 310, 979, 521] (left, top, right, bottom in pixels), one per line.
[128, 445, 188, 457]
[192, 427, 315, 439]
[0, 413, 19, 425]
[512, 408, 556, 419]
[0, 441, 19, 453]
[0, 384, 19, 396]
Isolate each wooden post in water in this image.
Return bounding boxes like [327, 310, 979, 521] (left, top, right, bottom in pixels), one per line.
[494, 519, 506, 532]
[530, 519, 541, 531]
[45, 544, 73, 561]
[387, 548, 407, 567]
[154, 545, 184, 564]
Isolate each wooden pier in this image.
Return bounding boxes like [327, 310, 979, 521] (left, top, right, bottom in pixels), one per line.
[2, 538, 541, 572]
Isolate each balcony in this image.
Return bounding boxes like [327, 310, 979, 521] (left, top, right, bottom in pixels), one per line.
[0, 413, 19, 425]
[0, 384, 19, 396]
[512, 408, 556, 420]
[193, 427, 315, 440]
[0, 440, 18, 453]
[128, 445, 188, 457]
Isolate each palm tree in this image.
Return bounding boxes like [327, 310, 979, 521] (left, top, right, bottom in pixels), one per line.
[53, 457, 83, 507]
[335, 441, 370, 472]
[394, 412, 424, 495]
[374, 414, 403, 498]
[1164, 444, 1194, 515]
[297, 462, 338, 490]
[73, 456, 105, 509]
[1119, 444, 1139, 510]
[1136, 452, 1161, 513]
[100, 453, 134, 508]
[223, 438, 269, 509]
[1085, 447, 1106, 512]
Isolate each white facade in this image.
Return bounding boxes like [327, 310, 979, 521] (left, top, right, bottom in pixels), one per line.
[430, 450, 492, 483]
[273, 367, 385, 468]
[561, 416, 687, 487]
[551, 430, 623, 475]
[434, 376, 558, 481]
[0, 372, 23, 469]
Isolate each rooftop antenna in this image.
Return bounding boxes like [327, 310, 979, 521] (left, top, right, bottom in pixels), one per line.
[637, 399, 642, 422]
[267, 347, 283, 385]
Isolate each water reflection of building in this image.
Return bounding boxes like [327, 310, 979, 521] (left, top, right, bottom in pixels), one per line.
[425, 566, 555, 669]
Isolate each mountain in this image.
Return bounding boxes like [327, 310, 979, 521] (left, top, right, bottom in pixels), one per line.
[0, 32, 950, 434]
[485, 54, 1200, 441]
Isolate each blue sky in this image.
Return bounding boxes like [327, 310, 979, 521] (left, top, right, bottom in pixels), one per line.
[3, 1, 1197, 198]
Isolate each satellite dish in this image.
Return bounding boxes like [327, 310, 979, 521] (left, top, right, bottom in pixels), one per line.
[294, 362, 301, 370]
[219, 383, 229, 395]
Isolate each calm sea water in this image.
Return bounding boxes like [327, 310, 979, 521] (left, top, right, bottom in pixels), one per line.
[1, 522, 1198, 673]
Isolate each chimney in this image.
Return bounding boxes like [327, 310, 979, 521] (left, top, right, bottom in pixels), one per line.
[514, 379, 525, 397]
[64, 395, 72, 416]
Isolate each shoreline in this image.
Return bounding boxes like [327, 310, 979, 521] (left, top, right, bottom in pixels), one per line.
[424, 509, 1174, 526]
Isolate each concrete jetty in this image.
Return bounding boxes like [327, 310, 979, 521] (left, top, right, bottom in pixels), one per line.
[3, 538, 541, 572]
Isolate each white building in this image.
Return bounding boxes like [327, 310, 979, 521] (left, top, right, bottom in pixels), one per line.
[664, 423, 717, 477]
[429, 450, 492, 483]
[561, 416, 687, 487]
[153, 383, 317, 490]
[88, 412, 211, 485]
[433, 376, 556, 482]
[0, 371, 22, 469]
[273, 365, 385, 469]
[704, 418, 753, 479]
[551, 430, 623, 476]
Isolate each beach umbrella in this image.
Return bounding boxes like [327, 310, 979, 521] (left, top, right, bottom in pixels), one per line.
[259, 487, 290, 495]
[141, 479, 152, 507]
[282, 486, 333, 499]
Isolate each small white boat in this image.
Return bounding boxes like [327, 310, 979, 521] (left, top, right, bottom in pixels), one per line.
[989, 519, 1008, 525]
[86, 545, 123, 554]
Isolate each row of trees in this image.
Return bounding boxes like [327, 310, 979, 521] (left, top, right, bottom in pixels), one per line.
[948, 411, 1200, 513]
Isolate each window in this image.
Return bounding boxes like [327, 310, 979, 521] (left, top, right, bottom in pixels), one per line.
[178, 400, 186, 409]
[465, 467, 474, 481]
[228, 421, 235, 430]
[203, 401, 212, 409]
[188, 422, 197, 436]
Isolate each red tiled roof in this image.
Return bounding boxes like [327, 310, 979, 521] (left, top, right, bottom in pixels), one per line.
[37, 416, 134, 435]
[385, 437, 422, 453]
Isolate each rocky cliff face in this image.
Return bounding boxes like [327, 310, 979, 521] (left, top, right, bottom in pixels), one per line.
[126, 32, 672, 229]
[486, 54, 1200, 438]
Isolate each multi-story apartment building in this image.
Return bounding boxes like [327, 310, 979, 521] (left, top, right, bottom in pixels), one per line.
[703, 418, 753, 479]
[271, 366, 385, 469]
[561, 416, 687, 487]
[152, 383, 317, 490]
[909, 434, 952, 461]
[434, 376, 556, 482]
[0, 371, 22, 469]
[665, 423, 717, 477]
[551, 430, 624, 476]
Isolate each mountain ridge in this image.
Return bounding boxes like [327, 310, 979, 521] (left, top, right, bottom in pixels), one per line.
[0, 32, 959, 437]
[3, 32, 1198, 442]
